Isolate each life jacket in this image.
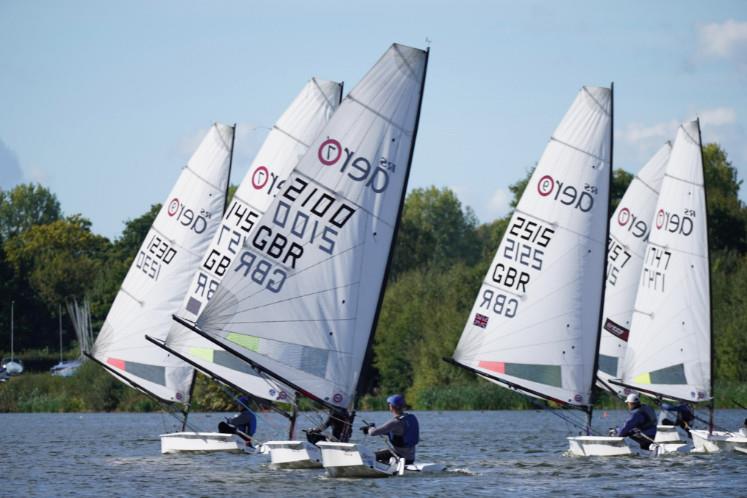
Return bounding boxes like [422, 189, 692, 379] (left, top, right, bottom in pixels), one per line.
[638, 404, 657, 431]
[389, 413, 419, 448]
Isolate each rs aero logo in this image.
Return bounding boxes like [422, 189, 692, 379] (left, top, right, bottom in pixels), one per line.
[536, 175, 595, 212]
[655, 208, 693, 236]
[167, 198, 209, 234]
[317, 138, 395, 193]
[616, 207, 650, 240]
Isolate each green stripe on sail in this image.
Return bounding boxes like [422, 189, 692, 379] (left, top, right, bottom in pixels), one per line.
[598, 354, 618, 376]
[505, 363, 562, 388]
[188, 347, 215, 362]
[226, 333, 260, 352]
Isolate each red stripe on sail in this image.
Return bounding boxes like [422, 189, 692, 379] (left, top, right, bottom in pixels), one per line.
[478, 361, 505, 374]
[107, 358, 126, 370]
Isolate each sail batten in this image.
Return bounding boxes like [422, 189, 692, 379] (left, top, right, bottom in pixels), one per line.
[452, 86, 612, 407]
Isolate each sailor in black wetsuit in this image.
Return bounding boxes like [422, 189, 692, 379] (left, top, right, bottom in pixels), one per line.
[305, 407, 353, 444]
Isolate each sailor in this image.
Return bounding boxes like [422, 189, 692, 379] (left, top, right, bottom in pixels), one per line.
[617, 393, 657, 449]
[218, 396, 257, 444]
[361, 393, 419, 465]
[306, 407, 353, 444]
[659, 402, 694, 437]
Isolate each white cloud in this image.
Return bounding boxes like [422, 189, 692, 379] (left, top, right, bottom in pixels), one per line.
[487, 187, 511, 218]
[618, 120, 679, 145]
[698, 107, 737, 127]
[0, 138, 24, 188]
[697, 20, 747, 58]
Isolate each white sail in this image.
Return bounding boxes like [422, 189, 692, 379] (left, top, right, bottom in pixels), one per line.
[91, 124, 233, 402]
[620, 120, 711, 402]
[596, 143, 670, 395]
[452, 86, 612, 407]
[190, 44, 429, 409]
[162, 79, 343, 404]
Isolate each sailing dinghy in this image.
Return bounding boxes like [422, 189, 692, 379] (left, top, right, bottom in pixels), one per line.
[148, 78, 343, 455]
[88, 123, 239, 452]
[608, 119, 742, 454]
[569, 143, 672, 456]
[446, 85, 614, 454]
[174, 43, 437, 476]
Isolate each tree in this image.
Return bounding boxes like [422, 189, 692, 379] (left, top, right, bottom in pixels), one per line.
[702, 144, 747, 253]
[610, 168, 634, 213]
[390, 187, 480, 279]
[4, 215, 110, 310]
[0, 183, 62, 241]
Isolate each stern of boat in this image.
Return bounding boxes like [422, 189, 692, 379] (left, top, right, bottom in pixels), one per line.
[566, 436, 635, 457]
[160, 432, 244, 454]
[264, 440, 323, 469]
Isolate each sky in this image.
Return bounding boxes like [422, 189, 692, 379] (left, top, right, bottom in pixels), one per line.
[1, 0, 746, 240]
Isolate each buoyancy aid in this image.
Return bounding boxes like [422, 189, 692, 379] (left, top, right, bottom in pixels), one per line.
[389, 413, 419, 447]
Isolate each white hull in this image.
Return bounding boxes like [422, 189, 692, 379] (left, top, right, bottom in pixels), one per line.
[160, 432, 246, 454]
[652, 425, 692, 454]
[691, 429, 747, 453]
[567, 436, 635, 457]
[317, 441, 445, 478]
[264, 441, 322, 469]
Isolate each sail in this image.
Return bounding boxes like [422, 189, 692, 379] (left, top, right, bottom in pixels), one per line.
[596, 143, 670, 395]
[620, 120, 711, 402]
[162, 79, 343, 404]
[451, 86, 612, 408]
[190, 44, 429, 410]
[91, 124, 233, 402]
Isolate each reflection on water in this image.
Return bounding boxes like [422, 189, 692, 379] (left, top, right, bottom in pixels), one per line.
[2, 410, 745, 496]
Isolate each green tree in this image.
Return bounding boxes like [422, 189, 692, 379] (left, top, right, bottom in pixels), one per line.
[4, 215, 110, 310]
[610, 168, 634, 213]
[390, 187, 480, 279]
[703, 144, 746, 253]
[0, 183, 62, 241]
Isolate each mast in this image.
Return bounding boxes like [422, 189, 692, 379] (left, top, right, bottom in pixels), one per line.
[223, 123, 236, 215]
[59, 304, 63, 364]
[288, 403, 298, 440]
[353, 47, 430, 407]
[586, 82, 615, 433]
[10, 300, 14, 362]
[697, 118, 715, 434]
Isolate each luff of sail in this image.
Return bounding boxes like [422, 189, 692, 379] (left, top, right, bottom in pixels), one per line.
[160, 79, 343, 405]
[619, 119, 711, 402]
[451, 86, 612, 408]
[91, 124, 233, 403]
[190, 44, 429, 410]
[596, 143, 670, 395]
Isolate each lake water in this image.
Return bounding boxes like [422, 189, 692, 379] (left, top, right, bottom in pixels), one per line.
[2, 409, 745, 496]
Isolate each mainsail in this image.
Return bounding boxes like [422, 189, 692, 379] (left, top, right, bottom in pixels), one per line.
[156, 79, 343, 405]
[450, 86, 612, 409]
[180, 44, 429, 410]
[596, 143, 670, 395]
[91, 124, 233, 402]
[618, 119, 711, 402]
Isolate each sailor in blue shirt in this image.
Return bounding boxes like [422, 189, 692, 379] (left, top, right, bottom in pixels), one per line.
[617, 393, 657, 449]
[659, 402, 694, 438]
[218, 396, 257, 445]
[362, 394, 420, 464]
